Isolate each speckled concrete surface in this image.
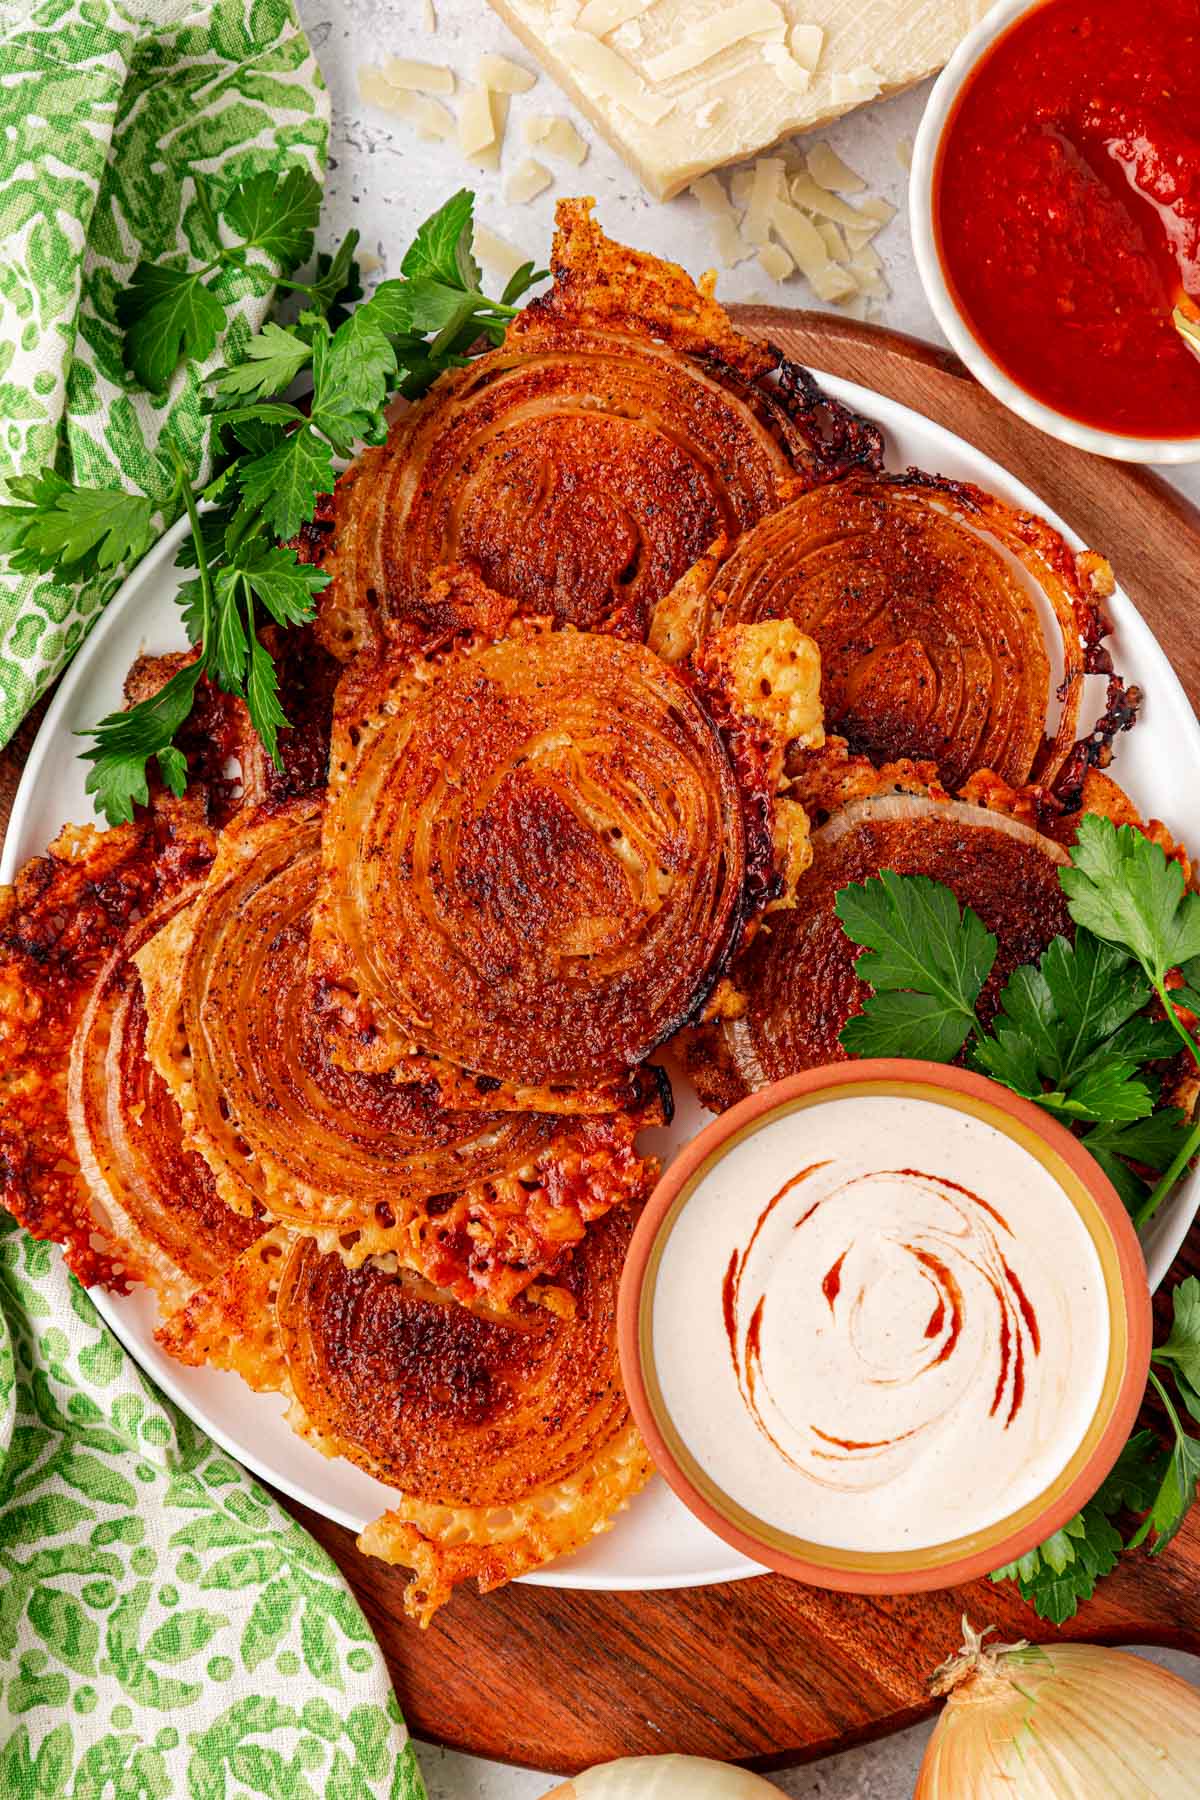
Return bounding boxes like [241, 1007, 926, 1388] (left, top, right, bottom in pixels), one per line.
[296, 4, 1200, 1791]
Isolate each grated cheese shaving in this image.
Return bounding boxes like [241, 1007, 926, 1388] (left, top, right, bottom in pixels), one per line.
[478, 52, 537, 92]
[523, 113, 589, 163]
[830, 65, 882, 105]
[788, 22, 824, 68]
[715, 215, 751, 266]
[505, 156, 553, 203]
[577, 0, 651, 31]
[757, 243, 794, 282]
[761, 43, 812, 93]
[816, 218, 849, 262]
[770, 197, 856, 302]
[555, 31, 675, 124]
[744, 156, 784, 245]
[806, 142, 866, 193]
[858, 195, 897, 226]
[381, 57, 455, 94]
[472, 223, 530, 288]
[612, 20, 643, 49]
[420, 0, 436, 27]
[357, 68, 454, 138]
[895, 136, 914, 172]
[643, 0, 786, 82]
[850, 241, 881, 272]
[458, 85, 497, 157]
[789, 170, 871, 228]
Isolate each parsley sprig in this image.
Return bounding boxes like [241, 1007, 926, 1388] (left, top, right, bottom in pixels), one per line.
[835, 816, 1200, 1224]
[0, 179, 545, 823]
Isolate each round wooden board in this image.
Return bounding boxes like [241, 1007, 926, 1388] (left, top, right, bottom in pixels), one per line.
[4, 310, 1200, 1781]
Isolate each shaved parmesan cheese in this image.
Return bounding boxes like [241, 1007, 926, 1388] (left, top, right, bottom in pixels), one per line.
[757, 243, 794, 282]
[696, 97, 724, 128]
[770, 197, 856, 302]
[850, 241, 882, 273]
[473, 223, 530, 288]
[859, 195, 897, 226]
[420, 0, 436, 27]
[789, 22, 824, 68]
[358, 68, 454, 138]
[382, 57, 454, 94]
[577, 0, 650, 31]
[612, 21, 643, 50]
[458, 85, 496, 157]
[895, 136, 914, 171]
[690, 173, 732, 216]
[523, 112, 589, 163]
[830, 65, 882, 106]
[745, 156, 784, 245]
[807, 142, 866, 193]
[816, 219, 849, 262]
[762, 43, 811, 93]
[729, 167, 755, 210]
[555, 31, 674, 124]
[643, 0, 786, 82]
[789, 171, 870, 228]
[478, 52, 536, 92]
[505, 156, 553, 203]
[715, 216, 751, 266]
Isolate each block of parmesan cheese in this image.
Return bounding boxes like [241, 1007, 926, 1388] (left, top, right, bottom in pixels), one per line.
[484, 0, 990, 200]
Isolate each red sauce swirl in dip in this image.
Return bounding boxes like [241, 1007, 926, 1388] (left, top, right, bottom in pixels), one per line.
[934, 0, 1200, 439]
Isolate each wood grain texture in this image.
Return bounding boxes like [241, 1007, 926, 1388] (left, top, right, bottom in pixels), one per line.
[3, 312, 1200, 1778]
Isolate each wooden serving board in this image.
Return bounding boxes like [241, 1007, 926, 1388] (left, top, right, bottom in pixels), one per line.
[5, 310, 1200, 1781]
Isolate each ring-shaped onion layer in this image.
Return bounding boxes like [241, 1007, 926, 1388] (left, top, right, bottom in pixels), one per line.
[318, 325, 808, 655]
[682, 797, 1073, 1111]
[675, 474, 1111, 790]
[313, 628, 746, 1097]
[67, 896, 263, 1311]
[136, 796, 652, 1306]
[276, 1214, 650, 1623]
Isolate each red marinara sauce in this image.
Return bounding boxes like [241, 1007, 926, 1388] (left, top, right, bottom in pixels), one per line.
[934, 0, 1200, 439]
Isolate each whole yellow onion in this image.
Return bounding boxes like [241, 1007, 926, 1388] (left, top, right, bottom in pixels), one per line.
[917, 1619, 1200, 1796]
[542, 1757, 783, 1797]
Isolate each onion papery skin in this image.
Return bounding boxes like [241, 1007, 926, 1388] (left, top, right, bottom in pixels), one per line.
[277, 1213, 651, 1624]
[312, 626, 747, 1104]
[67, 894, 264, 1312]
[661, 473, 1116, 791]
[135, 795, 655, 1307]
[0, 803, 214, 1290]
[547, 1757, 785, 1797]
[918, 1639, 1200, 1797]
[681, 796, 1072, 1111]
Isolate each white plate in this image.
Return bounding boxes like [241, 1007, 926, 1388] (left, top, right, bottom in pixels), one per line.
[6, 371, 1199, 1591]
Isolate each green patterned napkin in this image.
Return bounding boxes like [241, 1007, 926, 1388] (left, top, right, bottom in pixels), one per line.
[0, 3, 426, 1792]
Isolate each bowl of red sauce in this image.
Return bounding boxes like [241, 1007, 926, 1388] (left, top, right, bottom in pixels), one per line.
[911, 0, 1200, 462]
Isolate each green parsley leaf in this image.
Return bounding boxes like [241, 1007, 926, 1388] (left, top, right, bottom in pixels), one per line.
[310, 313, 396, 455]
[835, 870, 996, 1062]
[1082, 1110, 1193, 1212]
[117, 264, 227, 392]
[401, 189, 479, 289]
[1061, 816, 1200, 986]
[239, 543, 329, 627]
[245, 631, 288, 764]
[501, 261, 550, 306]
[78, 661, 204, 824]
[0, 471, 155, 578]
[210, 322, 313, 402]
[1154, 1277, 1200, 1396]
[236, 426, 336, 541]
[222, 166, 321, 269]
[306, 230, 363, 324]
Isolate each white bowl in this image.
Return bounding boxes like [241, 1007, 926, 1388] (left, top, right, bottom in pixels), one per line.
[909, 0, 1200, 466]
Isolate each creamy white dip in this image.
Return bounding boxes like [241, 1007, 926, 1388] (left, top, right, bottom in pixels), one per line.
[651, 1093, 1111, 1552]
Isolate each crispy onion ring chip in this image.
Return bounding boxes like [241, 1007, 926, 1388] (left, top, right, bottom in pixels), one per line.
[651, 472, 1122, 791]
[135, 796, 655, 1306]
[317, 200, 882, 659]
[276, 1214, 651, 1625]
[0, 807, 214, 1288]
[680, 795, 1073, 1112]
[67, 897, 264, 1312]
[311, 625, 765, 1107]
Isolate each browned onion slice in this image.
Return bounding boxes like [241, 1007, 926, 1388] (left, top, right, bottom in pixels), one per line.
[316, 199, 882, 658]
[67, 896, 263, 1310]
[310, 627, 750, 1104]
[135, 796, 655, 1307]
[0, 805, 214, 1290]
[652, 472, 1119, 791]
[681, 796, 1073, 1111]
[276, 1212, 650, 1624]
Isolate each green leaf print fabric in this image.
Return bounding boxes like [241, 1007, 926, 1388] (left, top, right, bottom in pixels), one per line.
[0, 5, 427, 1792]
